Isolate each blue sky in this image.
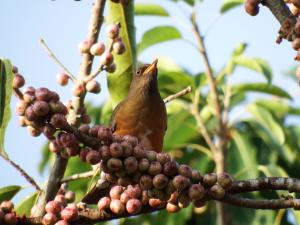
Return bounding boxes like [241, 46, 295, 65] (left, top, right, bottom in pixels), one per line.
[0, 0, 299, 202]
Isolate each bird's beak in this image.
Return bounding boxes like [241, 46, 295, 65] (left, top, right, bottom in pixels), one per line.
[144, 59, 158, 75]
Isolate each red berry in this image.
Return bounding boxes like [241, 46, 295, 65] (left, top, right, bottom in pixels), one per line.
[124, 156, 138, 174]
[60, 207, 78, 222]
[153, 174, 169, 189]
[35, 87, 51, 101]
[126, 199, 142, 214]
[166, 202, 180, 213]
[110, 185, 124, 199]
[86, 150, 101, 165]
[178, 164, 193, 178]
[0, 201, 14, 213]
[107, 158, 123, 172]
[33, 101, 50, 117]
[90, 42, 105, 56]
[163, 160, 178, 176]
[148, 161, 162, 176]
[4, 212, 18, 225]
[113, 40, 125, 55]
[172, 175, 190, 191]
[78, 40, 93, 54]
[148, 198, 166, 208]
[72, 83, 86, 97]
[42, 212, 58, 225]
[98, 197, 111, 210]
[100, 52, 114, 66]
[13, 73, 25, 88]
[110, 142, 123, 158]
[106, 63, 116, 73]
[86, 80, 101, 94]
[203, 173, 217, 186]
[45, 200, 62, 214]
[188, 184, 205, 200]
[56, 73, 69, 86]
[110, 199, 125, 215]
[106, 24, 120, 39]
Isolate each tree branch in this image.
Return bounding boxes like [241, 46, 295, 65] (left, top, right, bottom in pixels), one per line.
[262, 0, 296, 25]
[220, 194, 300, 210]
[33, 0, 107, 217]
[0, 154, 41, 192]
[228, 177, 300, 194]
[39, 38, 76, 81]
[163, 86, 192, 104]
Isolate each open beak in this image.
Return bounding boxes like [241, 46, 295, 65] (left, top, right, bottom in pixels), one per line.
[144, 58, 158, 74]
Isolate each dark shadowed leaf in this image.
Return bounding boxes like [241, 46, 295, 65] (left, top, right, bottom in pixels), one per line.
[164, 109, 199, 151]
[248, 104, 285, 145]
[0, 185, 21, 202]
[220, 0, 244, 14]
[0, 59, 13, 157]
[138, 26, 182, 54]
[232, 83, 291, 99]
[16, 192, 38, 216]
[231, 130, 258, 179]
[135, 3, 169, 16]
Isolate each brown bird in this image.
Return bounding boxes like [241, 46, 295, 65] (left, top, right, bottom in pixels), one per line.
[82, 59, 167, 204]
[111, 58, 167, 152]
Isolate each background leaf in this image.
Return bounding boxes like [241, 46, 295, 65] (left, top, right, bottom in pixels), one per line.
[232, 83, 291, 99]
[16, 192, 38, 216]
[138, 26, 182, 54]
[135, 3, 169, 17]
[0, 59, 13, 157]
[247, 104, 285, 145]
[220, 0, 244, 14]
[233, 56, 272, 83]
[0, 185, 21, 202]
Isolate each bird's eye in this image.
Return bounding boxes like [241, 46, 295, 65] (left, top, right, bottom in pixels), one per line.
[137, 69, 142, 75]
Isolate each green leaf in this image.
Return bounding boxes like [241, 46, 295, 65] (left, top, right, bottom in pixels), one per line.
[232, 83, 292, 99]
[0, 185, 21, 202]
[0, 59, 14, 157]
[138, 26, 182, 54]
[233, 42, 248, 56]
[220, 0, 244, 14]
[164, 110, 199, 151]
[16, 192, 38, 216]
[231, 130, 258, 178]
[258, 164, 289, 177]
[135, 3, 169, 17]
[107, 1, 137, 107]
[171, 0, 195, 6]
[233, 56, 272, 83]
[248, 104, 285, 145]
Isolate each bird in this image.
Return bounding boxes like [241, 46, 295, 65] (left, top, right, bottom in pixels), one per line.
[82, 59, 167, 204]
[111, 58, 167, 152]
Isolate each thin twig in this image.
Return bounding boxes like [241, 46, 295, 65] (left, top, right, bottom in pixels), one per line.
[61, 170, 98, 183]
[222, 85, 231, 124]
[190, 90, 217, 153]
[163, 86, 192, 104]
[0, 153, 42, 192]
[39, 38, 76, 81]
[13, 88, 23, 100]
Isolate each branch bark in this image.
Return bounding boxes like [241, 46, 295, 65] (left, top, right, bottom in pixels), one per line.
[33, 0, 106, 217]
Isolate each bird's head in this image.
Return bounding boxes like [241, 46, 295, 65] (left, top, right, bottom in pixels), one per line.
[129, 59, 159, 96]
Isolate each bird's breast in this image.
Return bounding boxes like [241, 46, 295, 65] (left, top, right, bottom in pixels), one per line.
[113, 97, 167, 152]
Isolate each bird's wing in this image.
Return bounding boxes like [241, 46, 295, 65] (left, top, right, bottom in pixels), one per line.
[110, 100, 125, 132]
